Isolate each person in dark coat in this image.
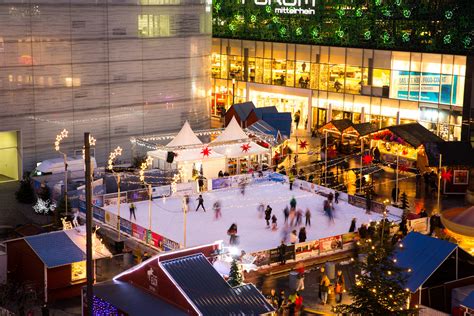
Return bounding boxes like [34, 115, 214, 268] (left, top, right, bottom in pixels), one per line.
[227, 223, 238, 245]
[271, 214, 278, 231]
[195, 194, 206, 212]
[290, 196, 297, 209]
[359, 224, 368, 238]
[298, 227, 307, 243]
[334, 191, 339, 204]
[305, 208, 311, 226]
[349, 218, 357, 232]
[419, 209, 428, 218]
[198, 175, 205, 192]
[265, 205, 272, 228]
[283, 206, 290, 224]
[278, 240, 287, 265]
[365, 192, 372, 214]
[218, 170, 224, 177]
[129, 203, 137, 221]
[373, 146, 381, 162]
[335, 270, 345, 303]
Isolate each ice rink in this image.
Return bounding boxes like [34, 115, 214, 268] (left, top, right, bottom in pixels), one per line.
[103, 181, 400, 253]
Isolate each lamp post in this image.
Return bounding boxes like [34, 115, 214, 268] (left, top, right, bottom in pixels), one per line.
[55, 129, 69, 215]
[232, 78, 236, 105]
[108, 147, 123, 241]
[84, 133, 93, 316]
[139, 156, 153, 244]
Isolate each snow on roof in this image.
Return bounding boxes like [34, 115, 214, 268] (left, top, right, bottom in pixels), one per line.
[213, 141, 269, 158]
[166, 121, 202, 148]
[212, 117, 249, 143]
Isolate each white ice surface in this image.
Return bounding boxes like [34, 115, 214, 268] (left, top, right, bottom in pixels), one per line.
[103, 182, 399, 253]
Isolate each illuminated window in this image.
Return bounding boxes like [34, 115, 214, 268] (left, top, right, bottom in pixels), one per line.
[65, 77, 81, 87]
[138, 15, 171, 37]
[71, 261, 86, 282]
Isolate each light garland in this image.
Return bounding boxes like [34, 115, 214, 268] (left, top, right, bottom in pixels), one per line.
[33, 198, 56, 214]
[54, 129, 68, 151]
[107, 146, 123, 171]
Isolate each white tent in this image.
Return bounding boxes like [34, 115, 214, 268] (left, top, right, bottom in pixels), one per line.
[166, 121, 202, 147]
[212, 117, 248, 143]
[213, 142, 269, 158]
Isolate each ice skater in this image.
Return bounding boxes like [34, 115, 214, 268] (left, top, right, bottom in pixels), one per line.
[298, 227, 307, 243]
[334, 191, 339, 204]
[290, 230, 298, 244]
[271, 214, 278, 231]
[213, 200, 222, 220]
[129, 202, 137, 221]
[227, 223, 238, 245]
[290, 196, 297, 210]
[257, 202, 265, 219]
[196, 194, 206, 212]
[295, 209, 303, 226]
[305, 208, 311, 226]
[323, 200, 334, 223]
[239, 179, 247, 195]
[265, 205, 273, 228]
[283, 206, 289, 224]
[349, 218, 357, 232]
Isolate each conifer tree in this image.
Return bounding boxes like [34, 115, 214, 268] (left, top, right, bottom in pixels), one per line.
[400, 192, 409, 210]
[228, 258, 243, 287]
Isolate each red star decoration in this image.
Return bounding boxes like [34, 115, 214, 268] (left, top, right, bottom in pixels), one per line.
[362, 154, 373, 165]
[241, 143, 251, 153]
[402, 149, 408, 155]
[328, 148, 337, 159]
[201, 147, 211, 157]
[299, 140, 308, 150]
[441, 169, 452, 182]
[399, 164, 409, 172]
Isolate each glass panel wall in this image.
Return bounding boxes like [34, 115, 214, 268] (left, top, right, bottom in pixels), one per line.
[211, 38, 467, 140]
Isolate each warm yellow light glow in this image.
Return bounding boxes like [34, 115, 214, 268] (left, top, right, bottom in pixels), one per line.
[444, 228, 474, 255]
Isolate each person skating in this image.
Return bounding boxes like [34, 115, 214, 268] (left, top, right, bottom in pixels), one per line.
[295, 209, 303, 226]
[195, 194, 206, 212]
[227, 223, 238, 245]
[283, 206, 290, 223]
[265, 205, 272, 228]
[305, 208, 311, 226]
[327, 192, 334, 205]
[290, 196, 297, 209]
[290, 230, 297, 244]
[335, 270, 345, 303]
[278, 240, 287, 265]
[257, 202, 265, 219]
[349, 218, 357, 232]
[271, 214, 278, 231]
[129, 202, 137, 221]
[334, 191, 339, 204]
[213, 200, 221, 220]
[298, 227, 307, 243]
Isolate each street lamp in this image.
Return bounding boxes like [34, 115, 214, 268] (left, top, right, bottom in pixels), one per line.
[232, 78, 236, 105]
[139, 156, 153, 244]
[108, 146, 123, 241]
[55, 129, 69, 215]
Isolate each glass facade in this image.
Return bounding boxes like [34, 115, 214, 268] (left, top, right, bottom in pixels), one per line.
[0, 0, 212, 171]
[211, 38, 466, 141]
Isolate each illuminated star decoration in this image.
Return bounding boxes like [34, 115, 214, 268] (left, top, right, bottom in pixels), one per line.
[441, 169, 452, 182]
[398, 164, 409, 173]
[55, 128, 69, 151]
[328, 148, 337, 159]
[201, 147, 211, 157]
[241, 143, 251, 153]
[299, 140, 308, 150]
[362, 154, 373, 165]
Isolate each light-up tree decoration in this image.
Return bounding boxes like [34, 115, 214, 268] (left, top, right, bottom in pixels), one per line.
[108, 146, 123, 240]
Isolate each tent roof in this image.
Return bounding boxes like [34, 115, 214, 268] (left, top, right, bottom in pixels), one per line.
[462, 291, 474, 309]
[148, 147, 224, 162]
[424, 142, 474, 167]
[212, 117, 249, 143]
[262, 112, 292, 138]
[94, 280, 187, 315]
[386, 123, 443, 148]
[166, 121, 202, 148]
[352, 123, 379, 137]
[213, 141, 269, 158]
[162, 254, 274, 315]
[247, 120, 278, 139]
[231, 101, 256, 122]
[253, 106, 278, 120]
[394, 232, 457, 292]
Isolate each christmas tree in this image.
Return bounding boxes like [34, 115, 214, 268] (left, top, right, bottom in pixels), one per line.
[400, 192, 409, 210]
[336, 240, 417, 315]
[227, 258, 243, 287]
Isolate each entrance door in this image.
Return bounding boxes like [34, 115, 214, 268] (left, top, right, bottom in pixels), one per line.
[315, 108, 327, 128]
[0, 131, 20, 182]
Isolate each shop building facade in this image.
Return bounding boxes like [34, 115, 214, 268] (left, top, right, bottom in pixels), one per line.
[0, 0, 212, 177]
[211, 0, 474, 144]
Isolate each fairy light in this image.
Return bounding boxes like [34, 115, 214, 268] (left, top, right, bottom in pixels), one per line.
[107, 146, 123, 170]
[82, 134, 97, 159]
[54, 128, 68, 151]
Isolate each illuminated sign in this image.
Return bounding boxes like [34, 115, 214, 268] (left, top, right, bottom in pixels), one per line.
[241, 0, 316, 15]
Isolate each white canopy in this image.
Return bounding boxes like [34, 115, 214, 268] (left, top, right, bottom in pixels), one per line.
[148, 147, 224, 163]
[166, 121, 202, 148]
[212, 117, 249, 144]
[213, 141, 269, 158]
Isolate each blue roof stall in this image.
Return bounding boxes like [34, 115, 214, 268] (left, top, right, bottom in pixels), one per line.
[261, 112, 292, 139]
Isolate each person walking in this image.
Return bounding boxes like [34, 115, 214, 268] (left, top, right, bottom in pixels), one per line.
[298, 227, 307, 243]
[271, 214, 278, 231]
[277, 290, 286, 313]
[265, 205, 272, 228]
[317, 267, 326, 300]
[349, 218, 357, 232]
[198, 175, 205, 192]
[283, 206, 290, 224]
[295, 209, 303, 226]
[295, 262, 305, 291]
[278, 240, 287, 265]
[227, 223, 238, 245]
[129, 202, 137, 221]
[294, 110, 301, 129]
[305, 208, 311, 226]
[213, 201, 221, 220]
[289, 173, 295, 190]
[320, 274, 330, 305]
[335, 270, 345, 303]
[195, 194, 206, 212]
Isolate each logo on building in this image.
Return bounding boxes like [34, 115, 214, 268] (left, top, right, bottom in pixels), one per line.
[241, 0, 316, 15]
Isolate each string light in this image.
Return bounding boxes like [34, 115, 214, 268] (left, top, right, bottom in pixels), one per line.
[55, 129, 68, 151]
[107, 146, 123, 170]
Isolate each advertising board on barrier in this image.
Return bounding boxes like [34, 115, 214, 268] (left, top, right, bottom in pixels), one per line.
[212, 178, 232, 190]
[103, 192, 127, 207]
[127, 189, 149, 203]
[151, 185, 171, 199]
[251, 249, 271, 266]
[175, 182, 196, 196]
[319, 235, 343, 253]
[132, 223, 146, 241]
[408, 217, 429, 234]
[120, 218, 133, 236]
[295, 240, 319, 260]
[104, 211, 118, 231]
[348, 195, 366, 209]
[269, 244, 295, 264]
[269, 172, 286, 183]
[93, 206, 105, 222]
[162, 237, 180, 251]
[342, 232, 358, 245]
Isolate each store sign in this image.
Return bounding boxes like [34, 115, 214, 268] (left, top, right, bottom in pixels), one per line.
[392, 71, 458, 104]
[241, 0, 316, 15]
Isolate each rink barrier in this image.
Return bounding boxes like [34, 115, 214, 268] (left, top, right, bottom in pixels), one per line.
[209, 171, 275, 191]
[249, 232, 358, 267]
[78, 202, 180, 251]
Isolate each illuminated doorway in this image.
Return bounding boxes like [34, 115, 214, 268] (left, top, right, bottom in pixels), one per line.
[0, 131, 20, 182]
